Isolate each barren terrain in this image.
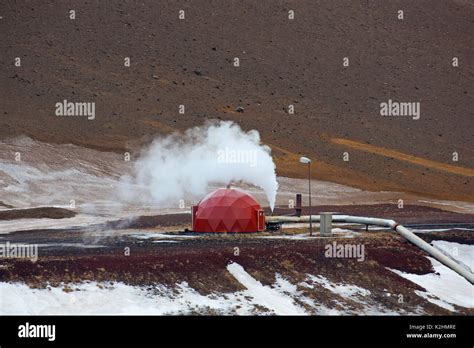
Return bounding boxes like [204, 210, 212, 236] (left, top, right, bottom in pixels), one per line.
[1, 0, 473, 201]
[0, 1, 473, 316]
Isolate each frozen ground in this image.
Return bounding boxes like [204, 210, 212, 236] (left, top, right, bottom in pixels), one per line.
[389, 241, 474, 312]
[0, 262, 427, 315]
[432, 240, 473, 271]
[0, 262, 322, 315]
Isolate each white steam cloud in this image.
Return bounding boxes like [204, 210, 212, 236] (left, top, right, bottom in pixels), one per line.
[120, 121, 278, 210]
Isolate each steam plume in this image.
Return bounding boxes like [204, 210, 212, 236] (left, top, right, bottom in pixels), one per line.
[120, 121, 278, 210]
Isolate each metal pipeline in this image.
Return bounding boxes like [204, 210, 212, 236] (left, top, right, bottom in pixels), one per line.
[266, 214, 474, 284]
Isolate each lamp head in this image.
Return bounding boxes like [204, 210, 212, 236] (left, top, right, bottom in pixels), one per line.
[299, 156, 311, 164]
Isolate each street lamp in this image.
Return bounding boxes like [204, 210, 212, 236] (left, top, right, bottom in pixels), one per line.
[299, 156, 312, 236]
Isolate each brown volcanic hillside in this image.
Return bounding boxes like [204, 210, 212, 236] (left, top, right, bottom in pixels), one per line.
[0, 0, 473, 201]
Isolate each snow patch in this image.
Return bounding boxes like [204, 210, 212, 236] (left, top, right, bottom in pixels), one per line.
[303, 274, 371, 298]
[0, 281, 295, 315]
[259, 233, 312, 240]
[389, 257, 474, 312]
[226, 262, 305, 315]
[37, 243, 105, 249]
[131, 232, 196, 240]
[431, 240, 473, 271]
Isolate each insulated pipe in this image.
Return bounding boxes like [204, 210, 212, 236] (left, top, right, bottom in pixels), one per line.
[394, 224, 474, 284]
[266, 214, 474, 284]
[266, 215, 396, 226]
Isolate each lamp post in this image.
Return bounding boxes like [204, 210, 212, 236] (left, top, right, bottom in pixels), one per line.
[299, 156, 312, 236]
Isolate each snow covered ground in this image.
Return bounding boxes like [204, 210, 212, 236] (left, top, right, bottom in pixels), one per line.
[1, 254, 472, 315]
[226, 262, 305, 315]
[389, 241, 474, 312]
[0, 262, 306, 315]
[0, 262, 404, 315]
[432, 240, 473, 271]
[131, 232, 197, 240]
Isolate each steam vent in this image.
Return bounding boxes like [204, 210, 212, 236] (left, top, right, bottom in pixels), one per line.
[192, 188, 265, 233]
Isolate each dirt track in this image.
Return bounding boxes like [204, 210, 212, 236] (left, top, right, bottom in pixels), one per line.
[1, 0, 473, 202]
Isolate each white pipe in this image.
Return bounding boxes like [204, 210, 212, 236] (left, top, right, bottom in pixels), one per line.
[394, 224, 474, 284]
[266, 214, 474, 284]
[266, 215, 396, 227]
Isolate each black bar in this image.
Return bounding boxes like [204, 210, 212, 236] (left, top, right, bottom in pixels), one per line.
[0, 315, 471, 346]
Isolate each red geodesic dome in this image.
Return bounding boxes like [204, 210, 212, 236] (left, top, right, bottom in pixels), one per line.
[192, 188, 265, 233]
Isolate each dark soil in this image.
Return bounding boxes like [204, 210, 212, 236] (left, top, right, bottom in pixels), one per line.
[0, 207, 77, 220]
[1, 1, 473, 201]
